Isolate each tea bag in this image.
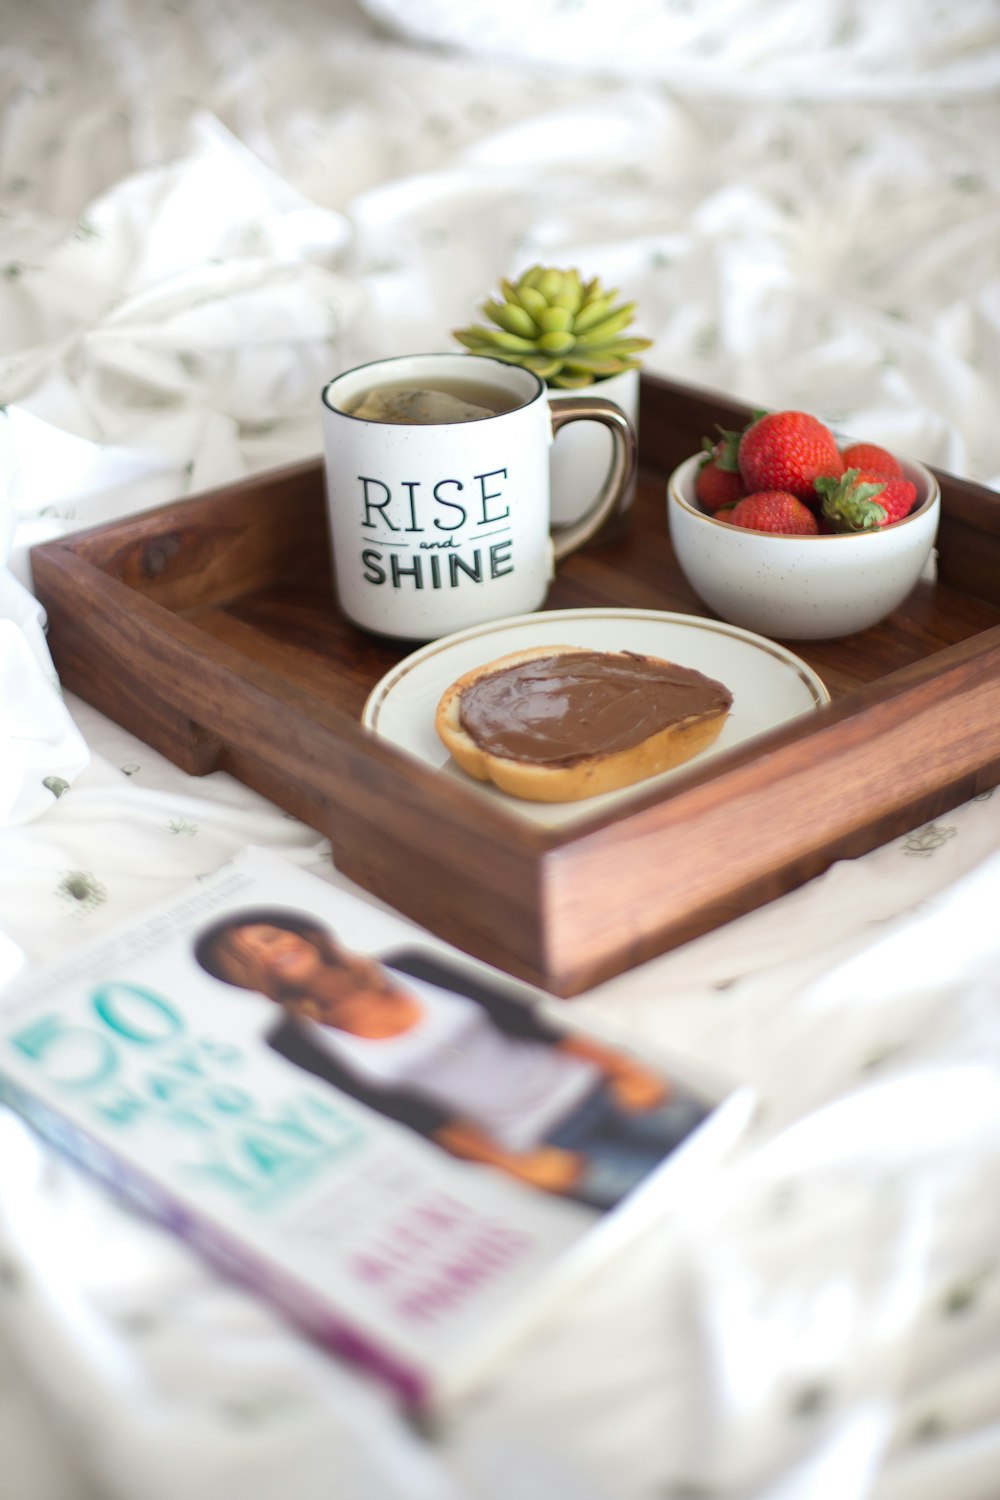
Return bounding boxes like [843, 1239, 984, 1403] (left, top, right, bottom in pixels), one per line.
[349, 387, 495, 424]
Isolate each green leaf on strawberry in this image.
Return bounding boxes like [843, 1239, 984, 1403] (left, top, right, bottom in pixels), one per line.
[700, 425, 742, 472]
[696, 425, 747, 512]
[816, 468, 888, 532]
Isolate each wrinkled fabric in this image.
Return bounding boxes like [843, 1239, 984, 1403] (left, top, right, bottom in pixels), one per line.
[359, 0, 1000, 97]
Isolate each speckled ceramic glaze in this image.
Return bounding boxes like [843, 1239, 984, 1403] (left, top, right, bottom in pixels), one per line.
[667, 452, 941, 639]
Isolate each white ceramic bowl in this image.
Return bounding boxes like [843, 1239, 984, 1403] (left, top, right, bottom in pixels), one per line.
[667, 453, 941, 640]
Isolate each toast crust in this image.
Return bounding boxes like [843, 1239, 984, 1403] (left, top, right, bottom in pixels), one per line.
[434, 644, 731, 803]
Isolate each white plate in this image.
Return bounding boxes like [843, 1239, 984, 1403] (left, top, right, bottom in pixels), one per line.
[362, 608, 830, 829]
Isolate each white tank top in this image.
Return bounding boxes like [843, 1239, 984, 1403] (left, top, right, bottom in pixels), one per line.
[301, 973, 598, 1151]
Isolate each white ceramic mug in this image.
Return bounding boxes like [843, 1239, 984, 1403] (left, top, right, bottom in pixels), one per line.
[320, 352, 636, 641]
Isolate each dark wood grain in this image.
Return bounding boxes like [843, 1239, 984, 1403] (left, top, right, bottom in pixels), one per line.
[30, 372, 1000, 995]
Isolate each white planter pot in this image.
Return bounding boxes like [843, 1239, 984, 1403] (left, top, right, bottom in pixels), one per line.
[548, 367, 640, 529]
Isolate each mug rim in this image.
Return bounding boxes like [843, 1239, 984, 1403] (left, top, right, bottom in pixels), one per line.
[322, 352, 546, 424]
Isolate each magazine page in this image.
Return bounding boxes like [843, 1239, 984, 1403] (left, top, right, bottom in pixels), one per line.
[0, 847, 751, 1412]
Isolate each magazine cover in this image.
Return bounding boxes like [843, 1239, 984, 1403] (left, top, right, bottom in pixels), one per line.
[0, 848, 753, 1415]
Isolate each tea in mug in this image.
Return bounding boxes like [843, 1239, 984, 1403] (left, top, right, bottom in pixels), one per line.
[344, 377, 523, 426]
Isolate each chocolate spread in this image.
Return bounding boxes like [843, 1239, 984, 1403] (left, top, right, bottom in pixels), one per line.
[458, 650, 732, 766]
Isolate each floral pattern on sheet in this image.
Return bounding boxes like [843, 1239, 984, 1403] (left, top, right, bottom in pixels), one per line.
[901, 823, 958, 856]
[941, 1264, 997, 1318]
[0, 1255, 22, 1291]
[55, 871, 108, 913]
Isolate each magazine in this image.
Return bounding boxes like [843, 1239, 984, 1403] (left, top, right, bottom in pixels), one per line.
[0, 847, 753, 1415]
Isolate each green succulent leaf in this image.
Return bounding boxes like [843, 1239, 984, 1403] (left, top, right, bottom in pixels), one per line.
[538, 268, 567, 302]
[549, 371, 596, 389]
[572, 294, 617, 333]
[574, 306, 641, 345]
[536, 306, 573, 334]
[577, 335, 653, 357]
[552, 288, 582, 314]
[454, 324, 537, 353]
[562, 353, 630, 375]
[483, 298, 538, 339]
[514, 285, 549, 320]
[537, 329, 577, 354]
[507, 352, 562, 377]
[473, 348, 562, 378]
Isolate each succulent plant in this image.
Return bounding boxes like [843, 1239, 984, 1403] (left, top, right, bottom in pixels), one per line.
[452, 265, 652, 390]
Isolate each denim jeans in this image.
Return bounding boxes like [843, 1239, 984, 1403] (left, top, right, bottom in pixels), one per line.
[546, 1085, 709, 1210]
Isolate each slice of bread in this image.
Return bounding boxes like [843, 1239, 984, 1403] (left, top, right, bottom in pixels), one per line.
[435, 643, 732, 803]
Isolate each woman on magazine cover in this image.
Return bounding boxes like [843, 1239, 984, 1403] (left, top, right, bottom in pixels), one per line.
[193, 908, 708, 1211]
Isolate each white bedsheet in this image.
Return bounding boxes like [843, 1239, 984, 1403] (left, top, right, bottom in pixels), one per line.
[2, 2, 1000, 1497]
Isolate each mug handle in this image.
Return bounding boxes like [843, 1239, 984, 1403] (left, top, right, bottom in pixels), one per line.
[549, 396, 638, 562]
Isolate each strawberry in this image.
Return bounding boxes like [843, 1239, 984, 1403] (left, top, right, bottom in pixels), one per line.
[695, 426, 745, 513]
[839, 442, 903, 479]
[815, 468, 918, 531]
[726, 491, 820, 535]
[738, 410, 843, 501]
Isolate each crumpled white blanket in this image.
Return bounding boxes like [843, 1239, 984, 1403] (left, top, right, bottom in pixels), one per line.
[359, 0, 1000, 98]
[0, 106, 366, 827]
[2, 0, 1000, 1497]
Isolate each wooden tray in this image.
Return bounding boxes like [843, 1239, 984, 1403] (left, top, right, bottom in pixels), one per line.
[31, 375, 1000, 996]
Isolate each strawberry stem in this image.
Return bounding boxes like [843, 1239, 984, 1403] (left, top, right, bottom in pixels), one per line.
[713, 425, 742, 472]
[816, 469, 888, 532]
[700, 425, 743, 472]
